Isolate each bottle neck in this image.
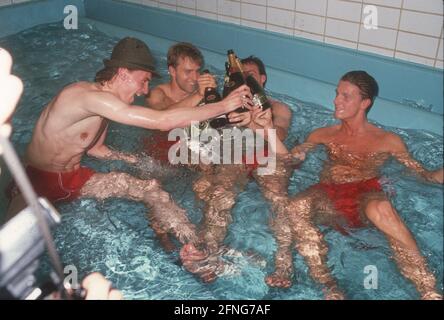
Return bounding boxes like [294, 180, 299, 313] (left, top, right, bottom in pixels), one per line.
[228, 54, 243, 74]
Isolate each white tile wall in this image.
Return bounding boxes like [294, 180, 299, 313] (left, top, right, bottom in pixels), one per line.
[197, 0, 217, 13]
[296, 0, 327, 16]
[325, 18, 360, 42]
[327, 0, 362, 22]
[267, 6, 295, 29]
[241, 19, 266, 30]
[437, 38, 443, 61]
[403, 0, 443, 14]
[241, 3, 266, 24]
[359, 25, 398, 49]
[400, 10, 443, 37]
[397, 31, 440, 58]
[177, 0, 195, 9]
[364, 0, 402, 8]
[2, 0, 442, 69]
[267, 0, 295, 11]
[362, 4, 400, 29]
[118, 0, 444, 69]
[217, 0, 240, 19]
[294, 12, 325, 35]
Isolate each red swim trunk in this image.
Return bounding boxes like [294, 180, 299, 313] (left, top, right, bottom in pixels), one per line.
[242, 147, 269, 174]
[8, 165, 95, 203]
[143, 131, 179, 163]
[314, 177, 382, 228]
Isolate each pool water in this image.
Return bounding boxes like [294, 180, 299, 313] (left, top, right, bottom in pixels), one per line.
[1, 21, 442, 300]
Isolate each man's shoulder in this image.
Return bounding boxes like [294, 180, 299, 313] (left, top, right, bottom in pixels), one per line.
[150, 83, 170, 96]
[270, 99, 291, 114]
[366, 124, 406, 152]
[307, 125, 339, 143]
[60, 81, 102, 97]
[369, 125, 401, 142]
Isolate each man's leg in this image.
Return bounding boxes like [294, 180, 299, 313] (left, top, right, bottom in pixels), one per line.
[364, 197, 442, 300]
[255, 156, 343, 298]
[193, 165, 248, 253]
[80, 172, 198, 247]
[254, 156, 294, 288]
[289, 194, 344, 299]
[264, 200, 294, 288]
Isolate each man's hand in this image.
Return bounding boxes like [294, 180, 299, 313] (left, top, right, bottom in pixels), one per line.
[227, 110, 251, 126]
[82, 272, 123, 300]
[197, 73, 217, 97]
[428, 168, 443, 184]
[252, 108, 273, 130]
[221, 85, 252, 113]
[0, 48, 23, 126]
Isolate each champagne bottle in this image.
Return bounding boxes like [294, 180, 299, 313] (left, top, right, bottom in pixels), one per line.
[200, 70, 229, 129]
[204, 83, 229, 129]
[245, 75, 271, 111]
[222, 50, 249, 114]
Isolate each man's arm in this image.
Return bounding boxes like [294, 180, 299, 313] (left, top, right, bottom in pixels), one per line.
[86, 85, 251, 131]
[86, 126, 138, 164]
[289, 128, 324, 161]
[248, 100, 291, 141]
[270, 100, 291, 141]
[388, 133, 443, 184]
[251, 108, 289, 154]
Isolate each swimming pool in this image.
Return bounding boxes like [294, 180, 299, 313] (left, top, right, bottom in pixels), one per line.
[1, 20, 442, 300]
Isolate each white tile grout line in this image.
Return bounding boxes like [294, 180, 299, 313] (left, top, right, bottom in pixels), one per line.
[323, 0, 330, 43]
[356, 0, 363, 50]
[393, 0, 403, 59]
[434, 24, 443, 66]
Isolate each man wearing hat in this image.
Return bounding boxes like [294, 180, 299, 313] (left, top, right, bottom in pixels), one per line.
[7, 37, 252, 247]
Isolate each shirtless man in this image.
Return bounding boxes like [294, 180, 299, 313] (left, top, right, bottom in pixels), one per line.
[255, 70, 443, 299]
[191, 55, 292, 255]
[146, 42, 217, 111]
[7, 38, 252, 249]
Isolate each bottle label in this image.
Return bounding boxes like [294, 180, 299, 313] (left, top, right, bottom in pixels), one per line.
[206, 94, 217, 102]
[227, 80, 236, 88]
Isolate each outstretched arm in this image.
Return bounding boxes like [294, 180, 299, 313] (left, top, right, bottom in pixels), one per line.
[389, 134, 443, 184]
[288, 129, 323, 161]
[88, 85, 251, 131]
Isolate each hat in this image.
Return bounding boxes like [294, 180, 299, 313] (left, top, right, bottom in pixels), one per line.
[103, 37, 160, 77]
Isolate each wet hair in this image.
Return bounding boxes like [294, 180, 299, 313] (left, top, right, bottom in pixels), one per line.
[241, 55, 267, 87]
[95, 66, 119, 84]
[167, 42, 204, 68]
[340, 70, 379, 103]
[95, 66, 136, 84]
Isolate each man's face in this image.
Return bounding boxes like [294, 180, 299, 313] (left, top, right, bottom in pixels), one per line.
[169, 56, 201, 94]
[242, 62, 266, 88]
[123, 69, 151, 104]
[334, 80, 368, 120]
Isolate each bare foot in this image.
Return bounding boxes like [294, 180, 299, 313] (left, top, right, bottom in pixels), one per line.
[180, 244, 221, 283]
[265, 272, 292, 288]
[324, 287, 345, 300]
[421, 291, 443, 300]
